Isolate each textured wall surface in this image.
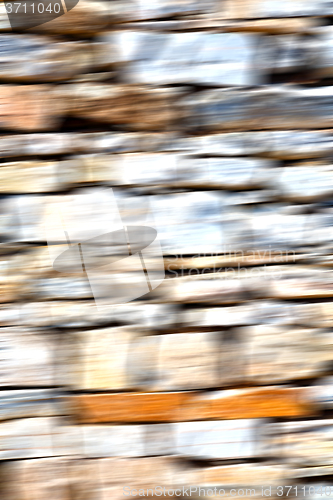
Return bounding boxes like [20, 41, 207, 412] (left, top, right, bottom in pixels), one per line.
[1, 1, 333, 499]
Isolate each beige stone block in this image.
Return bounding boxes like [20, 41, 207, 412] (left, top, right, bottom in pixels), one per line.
[81, 424, 145, 457]
[245, 325, 333, 383]
[269, 266, 333, 299]
[156, 332, 220, 390]
[264, 420, 333, 467]
[65, 83, 181, 131]
[0, 327, 56, 387]
[0, 85, 65, 131]
[0, 458, 74, 500]
[171, 274, 246, 304]
[296, 302, 333, 328]
[66, 328, 135, 390]
[0, 162, 59, 193]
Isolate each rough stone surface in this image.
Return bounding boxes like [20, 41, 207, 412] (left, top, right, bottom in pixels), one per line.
[1, 1, 333, 495]
[175, 419, 260, 459]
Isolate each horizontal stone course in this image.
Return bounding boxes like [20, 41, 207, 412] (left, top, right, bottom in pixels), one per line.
[69, 388, 313, 423]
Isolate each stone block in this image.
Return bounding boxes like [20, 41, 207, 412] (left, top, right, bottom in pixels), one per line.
[116, 153, 178, 186]
[0, 390, 65, 421]
[64, 328, 135, 390]
[263, 420, 333, 467]
[175, 419, 260, 459]
[177, 157, 274, 189]
[156, 332, 220, 390]
[113, 31, 261, 86]
[81, 425, 145, 457]
[0, 458, 73, 500]
[183, 87, 333, 132]
[181, 304, 255, 327]
[268, 131, 333, 159]
[244, 324, 333, 383]
[0, 85, 65, 131]
[0, 417, 80, 459]
[144, 423, 176, 455]
[276, 164, 333, 201]
[65, 83, 181, 131]
[0, 35, 92, 82]
[0, 328, 56, 387]
[269, 266, 333, 299]
[178, 387, 312, 420]
[133, 0, 217, 20]
[256, 35, 318, 73]
[0, 161, 59, 193]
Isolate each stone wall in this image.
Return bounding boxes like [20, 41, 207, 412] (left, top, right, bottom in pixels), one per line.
[1, 1, 333, 499]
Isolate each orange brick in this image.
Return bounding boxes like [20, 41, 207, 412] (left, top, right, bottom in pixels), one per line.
[178, 387, 314, 420]
[69, 387, 314, 423]
[69, 392, 193, 423]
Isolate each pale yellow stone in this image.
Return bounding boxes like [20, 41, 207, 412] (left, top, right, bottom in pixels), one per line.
[68, 327, 136, 390]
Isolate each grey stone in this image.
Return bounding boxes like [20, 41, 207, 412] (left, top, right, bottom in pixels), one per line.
[257, 0, 333, 17]
[268, 131, 333, 159]
[310, 377, 333, 409]
[133, 0, 216, 19]
[82, 425, 145, 457]
[0, 328, 56, 387]
[0, 35, 92, 82]
[277, 165, 333, 201]
[170, 273, 246, 304]
[150, 192, 224, 254]
[117, 153, 178, 186]
[175, 419, 260, 459]
[127, 334, 159, 389]
[144, 424, 176, 455]
[177, 157, 275, 189]
[254, 300, 297, 326]
[183, 87, 333, 132]
[190, 464, 287, 494]
[257, 35, 318, 73]
[198, 133, 251, 156]
[181, 304, 255, 327]
[35, 277, 92, 300]
[249, 205, 309, 249]
[115, 31, 260, 86]
[0, 417, 80, 459]
[0, 390, 65, 421]
[1, 195, 47, 243]
[0, 161, 60, 193]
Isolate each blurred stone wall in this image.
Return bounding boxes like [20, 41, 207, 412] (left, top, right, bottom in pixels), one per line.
[1, 1, 333, 499]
